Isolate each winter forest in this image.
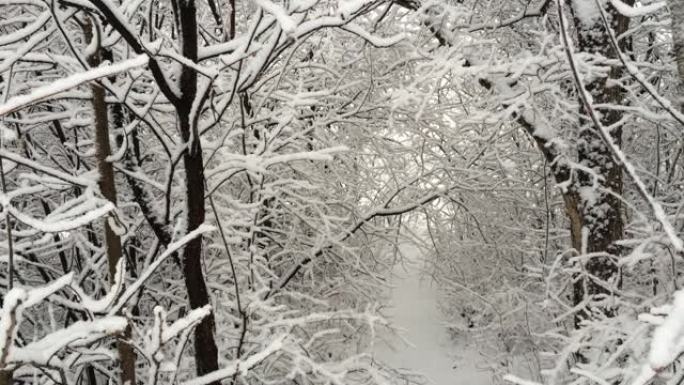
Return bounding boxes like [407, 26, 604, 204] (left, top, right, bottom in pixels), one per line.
[1, 0, 684, 383]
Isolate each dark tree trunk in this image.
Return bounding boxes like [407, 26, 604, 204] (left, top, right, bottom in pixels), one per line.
[0, 370, 11, 385]
[85, 20, 137, 385]
[671, 0, 684, 85]
[175, 1, 220, 380]
[671, 0, 684, 118]
[568, 2, 631, 325]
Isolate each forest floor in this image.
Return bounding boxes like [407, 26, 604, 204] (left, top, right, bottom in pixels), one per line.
[373, 246, 492, 385]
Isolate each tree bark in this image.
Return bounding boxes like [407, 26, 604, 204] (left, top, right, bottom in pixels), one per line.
[569, 1, 631, 325]
[174, 0, 220, 380]
[0, 371, 11, 385]
[86, 20, 137, 385]
[671, 0, 684, 85]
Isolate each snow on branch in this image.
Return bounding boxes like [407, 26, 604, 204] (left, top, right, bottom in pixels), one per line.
[0, 12, 51, 47]
[0, 149, 96, 187]
[180, 334, 288, 385]
[109, 224, 216, 315]
[144, 305, 213, 384]
[65, 259, 126, 313]
[254, 0, 298, 35]
[504, 374, 545, 385]
[0, 55, 148, 116]
[0, 223, 220, 377]
[595, 0, 684, 128]
[10, 317, 127, 367]
[341, 24, 406, 47]
[7, 199, 114, 233]
[609, 0, 665, 17]
[0, 273, 127, 370]
[266, 185, 450, 298]
[631, 291, 684, 385]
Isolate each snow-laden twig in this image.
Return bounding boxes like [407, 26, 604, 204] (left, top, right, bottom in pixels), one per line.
[648, 292, 684, 369]
[109, 224, 215, 314]
[0, 149, 95, 187]
[0, 273, 75, 369]
[66, 259, 125, 313]
[265, 185, 450, 297]
[630, 290, 684, 385]
[609, 0, 665, 17]
[145, 305, 212, 385]
[253, 0, 298, 35]
[504, 374, 545, 385]
[206, 146, 348, 181]
[10, 317, 127, 366]
[341, 23, 406, 47]
[0, 55, 148, 116]
[7, 199, 114, 233]
[0, 12, 51, 47]
[0, 290, 24, 369]
[180, 334, 288, 385]
[595, 0, 684, 128]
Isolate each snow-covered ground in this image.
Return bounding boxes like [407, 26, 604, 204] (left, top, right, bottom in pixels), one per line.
[374, 246, 492, 385]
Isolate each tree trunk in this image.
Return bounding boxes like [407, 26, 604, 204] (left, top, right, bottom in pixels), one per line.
[86, 20, 137, 385]
[671, 0, 684, 85]
[175, 0, 220, 380]
[0, 369, 11, 385]
[569, 0, 631, 325]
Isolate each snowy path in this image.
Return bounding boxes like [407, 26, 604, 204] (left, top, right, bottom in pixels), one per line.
[374, 247, 491, 385]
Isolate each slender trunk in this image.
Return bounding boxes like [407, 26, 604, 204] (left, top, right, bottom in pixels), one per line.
[86, 20, 137, 385]
[181, 118, 219, 379]
[175, 0, 220, 379]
